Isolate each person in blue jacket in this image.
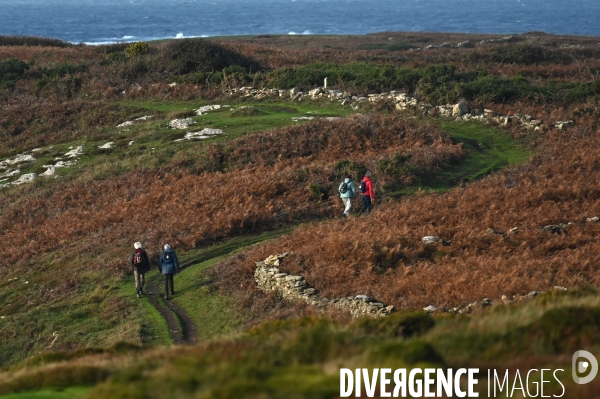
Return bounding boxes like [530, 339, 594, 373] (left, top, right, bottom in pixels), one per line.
[159, 244, 180, 300]
[338, 174, 357, 217]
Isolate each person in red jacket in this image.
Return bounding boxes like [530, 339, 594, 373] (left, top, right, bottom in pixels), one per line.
[359, 172, 375, 214]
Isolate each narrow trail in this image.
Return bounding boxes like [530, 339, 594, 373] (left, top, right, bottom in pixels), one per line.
[142, 228, 294, 345]
[146, 272, 197, 344]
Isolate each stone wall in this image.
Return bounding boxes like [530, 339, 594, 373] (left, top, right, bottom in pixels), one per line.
[254, 253, 394, 318]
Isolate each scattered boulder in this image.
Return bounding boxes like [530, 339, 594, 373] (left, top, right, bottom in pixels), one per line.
[41, 160, 76, 176]
[452, 101, 469, 117]
[11, 173, 36, 185]
[65, 146, 84, 158]
[486, 228, 507, 236]
[174, 128, 225, 142]
[0, 154, 35, 170]
[98, 142, 114, 149]
[421, 236, 439, 245]
[554, 120, 574, 130]
[117, 121, 134, 128]
[196, 104, 229, 115]
[541, 223, 570, 234]
[169, 118, 196, 129]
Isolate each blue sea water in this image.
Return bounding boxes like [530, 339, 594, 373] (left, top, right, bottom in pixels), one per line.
[0, 0, 598, 45]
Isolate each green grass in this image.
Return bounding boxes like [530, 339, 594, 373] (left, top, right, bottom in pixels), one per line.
[3, 291, 599, 398]
[427, 288, 600, 364]
[0, 387, 89, 399]
[117, 99, 352, 141]
[0, 267, 171, 367]
[172, 227, 295, 339]
[0, 99, 353, 185]
[396, 119, 532, 196]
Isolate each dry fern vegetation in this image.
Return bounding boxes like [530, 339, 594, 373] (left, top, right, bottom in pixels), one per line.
[1, 32, 600, 398]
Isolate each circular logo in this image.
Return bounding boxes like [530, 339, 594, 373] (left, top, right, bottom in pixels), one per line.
[572, 350, 599, 384]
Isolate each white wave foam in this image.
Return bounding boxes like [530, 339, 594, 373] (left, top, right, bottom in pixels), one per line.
[288, 30, 312, 35]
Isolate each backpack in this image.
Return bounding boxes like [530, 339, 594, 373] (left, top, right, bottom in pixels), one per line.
[133, 249, 145, 266]
[359, 180, 368, 194]
[339, 180, 349, 194]
[163, 251, 175, 265]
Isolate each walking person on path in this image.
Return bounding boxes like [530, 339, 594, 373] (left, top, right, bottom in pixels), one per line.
[359, 172, 375, 214]
[159, 244, 180, 300]
[129, 242, 150, 298]
[338, 174, 357, 217]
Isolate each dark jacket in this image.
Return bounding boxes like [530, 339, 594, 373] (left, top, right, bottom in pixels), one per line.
[159, 249, 180, 275]
[360, 176, 374, 200]
[129, 249, 150, 273]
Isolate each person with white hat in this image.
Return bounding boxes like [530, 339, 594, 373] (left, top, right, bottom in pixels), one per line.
[129, 242, 150, 298]
[159, 244, 180, 300]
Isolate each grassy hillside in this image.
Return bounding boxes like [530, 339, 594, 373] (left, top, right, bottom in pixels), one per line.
[1, 32, 600, 397]
[2, 291, 600, 398]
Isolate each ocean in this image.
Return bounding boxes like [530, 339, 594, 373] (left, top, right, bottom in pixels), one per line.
[0, 0, 599, 45]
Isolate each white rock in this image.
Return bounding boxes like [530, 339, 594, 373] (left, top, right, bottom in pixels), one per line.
[135, 115, 153, 121]
[196, 105, 229, 115]
[423, 305, 436, 313]
[586, 216, 599, 222]
[169, 118, 196, 129]
[554, 120, 574, 130]
[129, 140, 135, 146]
[173, 128, 224, 142]
[422, 236, 439, 245]
[0, 169, 20, 178]
[98, 142, 115, 149]
[452, 101, 469, 117]
[41, 160, 76, 176]
[117, 121, 134, 128]
[41, 166, 57, 176]
[64, 146, 84, 158]
[12, 173, 36, 185]
[0, 154, 35, 169]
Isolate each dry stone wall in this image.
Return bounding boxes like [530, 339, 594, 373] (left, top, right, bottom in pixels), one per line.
[255, 253, 394, 318]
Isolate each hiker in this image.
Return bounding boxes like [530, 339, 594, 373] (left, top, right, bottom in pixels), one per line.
[338, 174, 357, 217]
[359, 172, 375, 214]
[129, 242, 150, 298]
[159, 244, 180, 300]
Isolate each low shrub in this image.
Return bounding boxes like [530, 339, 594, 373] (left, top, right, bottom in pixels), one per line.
[0, 35, 71, 47]
[125, 42, 149, 57]
[0, 58, 29, 89]
[159, 38, 262, 76]
[353, 311, 435, 338]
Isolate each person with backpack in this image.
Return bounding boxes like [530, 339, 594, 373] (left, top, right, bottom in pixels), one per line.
[129, 242, 150, 298]
[159, 244, 180, 300]
[338, 174, 357, 217]
[359, 172, 375, 214]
